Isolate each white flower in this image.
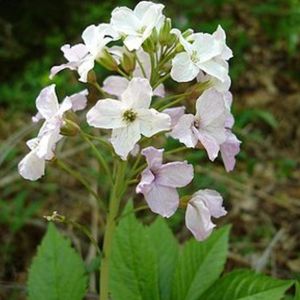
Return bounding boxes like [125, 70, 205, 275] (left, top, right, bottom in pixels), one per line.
[185, 189, 227, 241]
[110, 1, 165, 51]
[87, 77, 171, 160]
[171, 25, 232, 83]
[103, 50, 165, 97]
[50, 24, 119, 82]
[18, 85, 88, 181]
[169, 88, 227, 161]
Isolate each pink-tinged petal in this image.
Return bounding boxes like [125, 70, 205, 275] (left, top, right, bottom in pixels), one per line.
[103, 76, 129, 97]
[153, 84, 165, 97]
[196, 88, 226, 128]
[124, 35, 144, 51]
[195, 129, 220, 161]
[130, 143, 140, 157]
[121, 78, 153, 109]
[111, 7, 141, 35]
[36, 85, 59, 120]
[220, 132, 241, 172]
[111, 121, 141, 160]
[138, 108, 171, 137]
[68, 89, 88, 111]
[49, 62, 78, 79]
[144, 183, 179, 218]
[26, 138, 39, 150]
[171, 52, 199, 82]
[156, 161, 194, 188]
[193, 189, 227, 218]
[163, 106, 185, 128]
[136, 168, 155, 194]
[77, 55, 95, 82]
[134, 1, 164, 21]
[185, 199, 215, 241]
[193, 33, 222, 62]
[61, 43, 88, 62]
[141, 146, 163, 170]
[134, 50, 151, 79]
[18, 151, 46, 181]
[86, 99, 126, 129]
[198, 59, 228, 82]
[225, 113, 234, 129]
[36, 127, 61, 160]
[212, 25, 233, 60]
[58, 97, 73, 117]
[32, 112, 43, 123]
[169, 114, 198, 148]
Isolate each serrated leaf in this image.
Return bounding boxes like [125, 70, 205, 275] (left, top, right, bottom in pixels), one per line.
[110, 203, 160, 300]
[171, 226, 230, 300]
[28, 223, 87, 300]
[147, 218, 179, 300]
[199, 270, 294, 300]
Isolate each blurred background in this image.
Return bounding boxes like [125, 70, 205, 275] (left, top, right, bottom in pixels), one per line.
[0, 0, 299, 299]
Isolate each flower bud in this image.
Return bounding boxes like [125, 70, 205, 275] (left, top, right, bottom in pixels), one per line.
[159, 18, 172, 45]
[121, 51, 136, 74]
[98, 49, 118, 71]
[143, 28, 158, 53]
[60, 113, 80, 136]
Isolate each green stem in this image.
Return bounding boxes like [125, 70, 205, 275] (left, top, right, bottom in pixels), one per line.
[153, 72, 171, 90]
[136, 55, 147, 78]
[100, 160, 127, 300]
[117, 67, 131, 80]
[158, 95, 186, 111]
[80, 131, 112, 184]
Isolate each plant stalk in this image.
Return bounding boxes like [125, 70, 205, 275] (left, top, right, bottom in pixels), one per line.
[99, 160, 127, 300]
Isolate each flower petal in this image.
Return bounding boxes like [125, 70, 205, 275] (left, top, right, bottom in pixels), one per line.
[194, 189, 227, 218]
[86, 99, 126, 129]
[18, 151, 46, 181]
[169, 114, 198, 147]
[144, 183, 179, 218]
[185, 199, 215, 241]
[36, 85, 59, 120]
[103, 75, 129, 97]
[77, 55, 95, 82]
[156, 161, 194, 188]
[138, 109, 171, 137]
[68, 89, 88, 111]
[111, 121, 141, 160]
[136, 168, 155, 194]
[171, 52, 199, 82]
[141, 146, 163, 170]
[198, 59, 228, 82]
[111, 7, 141, 35]
[124, 35, 144, 51]
[61, 43, 89, 62]
[220, 131, 241, 172]
[121, 78, 153, 109]
[163, 106, 185, 128]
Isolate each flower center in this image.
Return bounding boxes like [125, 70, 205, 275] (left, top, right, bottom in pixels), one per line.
[193, 118, 200, 129]
[138, 26, 147, 34]
[191, 50, 199, 64]
[123, 109, 137, 123]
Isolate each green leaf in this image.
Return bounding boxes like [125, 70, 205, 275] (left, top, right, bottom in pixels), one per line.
[295, 282, 300, 300]
[199, 270, 294, 300]
[110, 203, 160, 300]
[28, 223, 87, 300]
[171, 226, 230, 300]
[147, 218, 179, 300]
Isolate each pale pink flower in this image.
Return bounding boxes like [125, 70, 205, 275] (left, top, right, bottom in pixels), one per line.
[19, 85, 88, 181]
[50, 24, 119, 82]
[87, 78, 171, 160]
[136, 147, 194, 217]
[110, 1, 165, 51]
[185, 189, 227, 241]
[170, 88, 227, 161]
[171, 25, 232, 83]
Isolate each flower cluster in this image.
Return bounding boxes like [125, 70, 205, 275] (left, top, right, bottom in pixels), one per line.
[19, 1, 241, 241]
